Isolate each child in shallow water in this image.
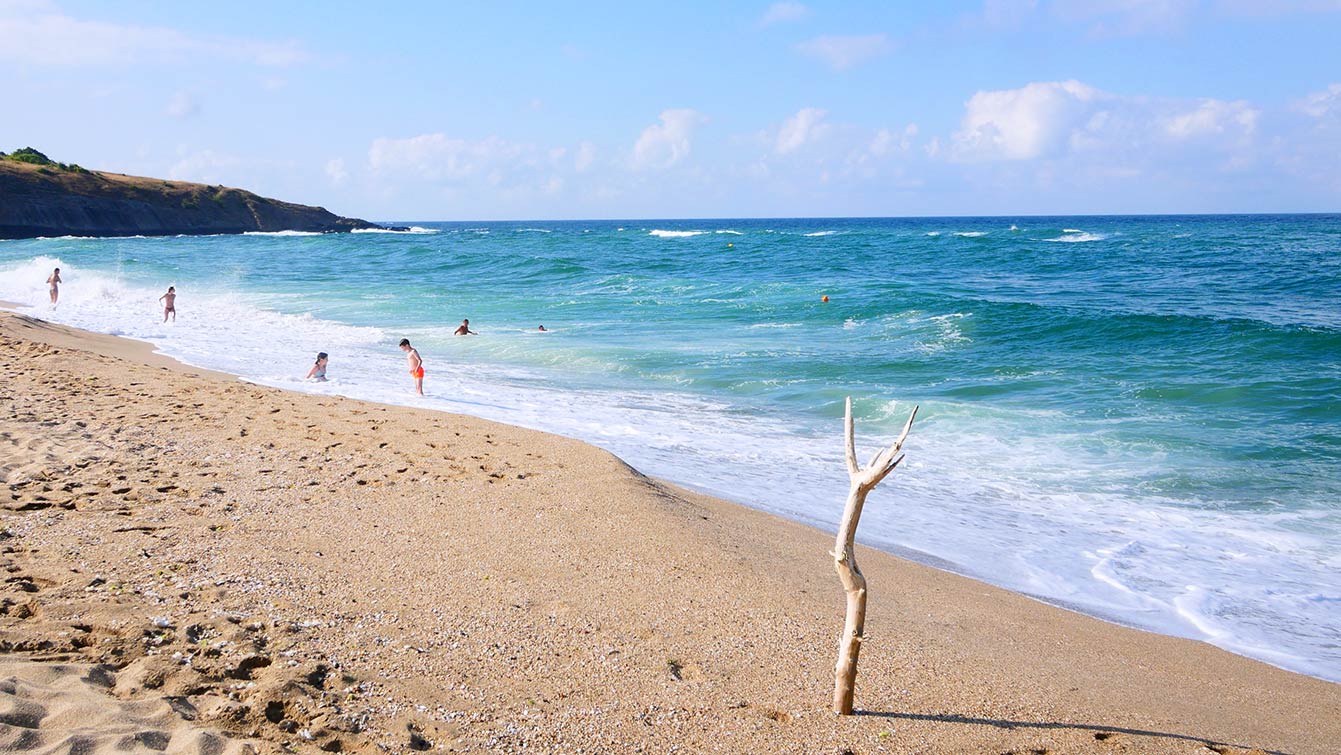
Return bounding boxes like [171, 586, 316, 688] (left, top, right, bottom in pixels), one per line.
[305, 352, 329, 381]
[399, 339, 424, 395]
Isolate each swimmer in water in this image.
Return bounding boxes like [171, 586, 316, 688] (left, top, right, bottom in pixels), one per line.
[454, 318, 477, 336]
[306, 352, 329, 382]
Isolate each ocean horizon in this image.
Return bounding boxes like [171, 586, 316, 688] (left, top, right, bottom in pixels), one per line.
[3, 212, 1337, 683]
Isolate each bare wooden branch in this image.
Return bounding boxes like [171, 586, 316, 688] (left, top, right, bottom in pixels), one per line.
[833, 397, 917, 715]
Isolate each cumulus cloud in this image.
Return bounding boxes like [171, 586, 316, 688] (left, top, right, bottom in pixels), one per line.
[953, 80, 1104, 160]
[1164, 99, 1259, 141]
[948, 78, 1267, 178]
[760, 2, 809, 25]
[776, 108, 829, 153]
[0, 2, 309, 66]
[795, 34, 893, 71]
[632, 109, 707, 170]
[869, 124, 919, 156]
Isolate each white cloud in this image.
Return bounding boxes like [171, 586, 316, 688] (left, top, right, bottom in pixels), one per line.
[795, 34, 892, 71]
[1297, 83, 1341, 118]
[776, 108, 829, 153]
[869, 123, 919, 156]
[0, 3, 309, 66]
[947, 78, 1269, 181]
[632, 109, 707, 170]
[760, 2, 809, 25]
[325, 158, 348, 186]
[952, 80, 1105, 160]
[1164, 99, 1259, 141]
[165, 91, 199, 118]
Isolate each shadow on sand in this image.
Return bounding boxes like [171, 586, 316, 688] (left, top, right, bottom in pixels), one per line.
[855, 710, 1287, 755]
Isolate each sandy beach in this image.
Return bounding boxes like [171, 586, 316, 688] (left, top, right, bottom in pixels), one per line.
[1, 307, 1337, 755]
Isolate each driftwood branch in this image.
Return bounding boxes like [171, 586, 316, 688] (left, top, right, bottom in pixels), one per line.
[833, 396, 917, 715]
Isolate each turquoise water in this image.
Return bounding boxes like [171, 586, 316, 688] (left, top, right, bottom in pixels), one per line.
[2, 215, 1338, 681]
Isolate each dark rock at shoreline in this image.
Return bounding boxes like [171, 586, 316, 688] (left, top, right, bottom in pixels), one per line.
[0, 159, 388, 239]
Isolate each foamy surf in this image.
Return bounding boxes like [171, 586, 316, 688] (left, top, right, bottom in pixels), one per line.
[1047, 230, 1109, 242]
[351, 226, 439, 234]
[650, 229, 708, 238]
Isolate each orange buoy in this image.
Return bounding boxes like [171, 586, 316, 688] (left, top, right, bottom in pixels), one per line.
[822, 295, 830, 302]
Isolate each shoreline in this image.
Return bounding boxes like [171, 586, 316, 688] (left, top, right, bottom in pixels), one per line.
[0, 306, 1237, 672]
[2, 300, 1321, 684]
[2, 306, 1339, 753]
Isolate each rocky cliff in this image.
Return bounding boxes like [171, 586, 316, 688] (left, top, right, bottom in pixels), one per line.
[0, 157, 387, 239]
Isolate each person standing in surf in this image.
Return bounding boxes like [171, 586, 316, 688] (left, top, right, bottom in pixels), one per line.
[46, 268, 61, 306]
[454, 318, 477, 336]
[159, 286, 177, 322]
[399, 338, 424, 395]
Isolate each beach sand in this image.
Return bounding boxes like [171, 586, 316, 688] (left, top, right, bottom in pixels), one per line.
[1, 308, 1337, 754]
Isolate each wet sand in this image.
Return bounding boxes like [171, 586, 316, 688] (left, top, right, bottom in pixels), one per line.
[1, 308, 1337, 754]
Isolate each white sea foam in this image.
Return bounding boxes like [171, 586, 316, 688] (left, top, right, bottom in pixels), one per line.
[351, 226, 439, 234]
[650, 229, 707, 238]
[925, 231, 941, 237]
[953, 231, 987, 237]
[1047, 230, 1108, 243]
[516, 228, 553, 233]
[242, 230, 323, 237]
[715, 230, 743, 235]
[804, 231, 839, 237]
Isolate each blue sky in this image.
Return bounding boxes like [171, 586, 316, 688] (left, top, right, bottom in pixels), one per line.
[3, 0, 1340, 220]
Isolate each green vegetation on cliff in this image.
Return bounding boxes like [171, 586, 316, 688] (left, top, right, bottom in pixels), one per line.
[1, 147, 88, 174]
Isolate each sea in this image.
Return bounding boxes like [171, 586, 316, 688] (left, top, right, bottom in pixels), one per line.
[1, 215, 1337, 682]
